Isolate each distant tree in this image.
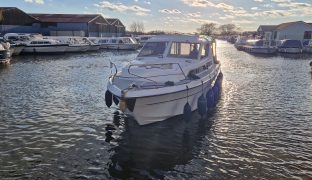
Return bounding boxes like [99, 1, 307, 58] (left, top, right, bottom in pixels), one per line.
[129, 22, 145, 35]
[137, 22, 145, 34]
[218, 24, 239, 36]
[197, 23, 217, 36]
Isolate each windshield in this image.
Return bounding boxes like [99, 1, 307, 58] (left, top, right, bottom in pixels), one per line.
[138, 42, 168, 57]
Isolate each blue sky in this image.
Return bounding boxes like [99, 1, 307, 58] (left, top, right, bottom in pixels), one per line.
[2, 0, 312, 33]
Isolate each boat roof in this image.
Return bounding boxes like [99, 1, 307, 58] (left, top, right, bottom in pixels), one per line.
[147, 35, 212, 43]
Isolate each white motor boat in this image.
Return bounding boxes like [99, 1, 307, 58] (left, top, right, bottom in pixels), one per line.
[45, 36, 89, 53]
[105, 35, 223, 125]
[82, 38, 100, 51]
[21, 38, 68, 54]
[234, 36, 248, 51]
[303, 40, 312, 53]
[278, 39, 303, 54]
[243, 40, 277, 54]
[95, 37, 139, 50]
[135, 35, 155, 47]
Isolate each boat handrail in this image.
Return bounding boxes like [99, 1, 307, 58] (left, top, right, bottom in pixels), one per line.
[127, 63, 187, 87]
[109, 61, 219, 90]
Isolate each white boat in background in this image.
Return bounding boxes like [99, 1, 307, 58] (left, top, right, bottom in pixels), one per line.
[243, 40, 277, 54]
[82, 37, 100, 51]
[49, 36, 90, 52]
[3, 33, 68, 54]
[105, 35, 223, 125]
[303, 40, 312, 53]
[278, 39, 303, 54]
[22, 39, 68, 54]
[234, 36, 248, 50]
[92, 37, 140, 50]
[135, 35, 155, 47]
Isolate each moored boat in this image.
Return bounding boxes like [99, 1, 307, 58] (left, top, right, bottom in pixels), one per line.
[243, 40, 277, 54]
[303, 40, 312, 53]
[45, 36, 89, 53]
[93, 37, 140, 50]
[278, 39, 303, 54]
[105, 35, 222, 125]
[21, 39, 68, 54]
[234, 36, 248, 51]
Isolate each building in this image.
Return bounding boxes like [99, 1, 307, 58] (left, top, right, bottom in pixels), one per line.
[257, 21, 312, 41]
[106, 18, 126, 37]
[0, 7, 40, 35]
[0, 7, 125, 37]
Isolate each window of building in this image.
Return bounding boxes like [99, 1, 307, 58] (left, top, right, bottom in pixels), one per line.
[304, 31, 312, 39]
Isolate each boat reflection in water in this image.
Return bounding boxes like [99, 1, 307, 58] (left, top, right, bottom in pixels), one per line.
[107, 110, 217, 179]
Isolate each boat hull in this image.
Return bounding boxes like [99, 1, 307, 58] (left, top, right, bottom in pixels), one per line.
[243, 46, 277, 54]
[278, 48, 302, 54]
[111, 71, 221, 125]
[106, 44, 139, 50]
[66, 45, 89, 52]
[87, 45, 100, 51]
[303, 47, 312, 53]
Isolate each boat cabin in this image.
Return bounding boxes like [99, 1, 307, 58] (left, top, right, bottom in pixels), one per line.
[137, 35, 215, 61]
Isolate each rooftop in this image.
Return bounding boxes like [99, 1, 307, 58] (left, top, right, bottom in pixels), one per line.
[29, 13, 101, 23]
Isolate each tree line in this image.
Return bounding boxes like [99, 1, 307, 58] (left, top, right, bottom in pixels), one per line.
[128, 22, 241, 36]
[197, 23, 240, 36]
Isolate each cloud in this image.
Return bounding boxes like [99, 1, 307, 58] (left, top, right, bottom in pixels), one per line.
[219, 15, 235, 20]
[159, 9, 181, 14]
[271, 0, 312, 15]
[94, 1, 151, 16]
[187, 12, 201, 18]
[24, 0, 44, 4]
[144, 1, 151, 5]
[181, 0, 234, 11]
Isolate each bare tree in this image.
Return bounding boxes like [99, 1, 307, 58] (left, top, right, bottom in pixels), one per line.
[137, 22, 145, 34]
[197, 23, 217, 36]
[130, 22, 138, 34]
[129, 22, 145, 35]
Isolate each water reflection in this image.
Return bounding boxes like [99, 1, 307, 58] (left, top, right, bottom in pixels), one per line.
[108, 112, 215, 179]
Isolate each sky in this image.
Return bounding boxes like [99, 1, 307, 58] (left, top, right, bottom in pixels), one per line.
[2, 0, 312, 33]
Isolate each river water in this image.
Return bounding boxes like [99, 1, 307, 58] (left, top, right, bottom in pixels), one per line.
[0, 41, 311, 179]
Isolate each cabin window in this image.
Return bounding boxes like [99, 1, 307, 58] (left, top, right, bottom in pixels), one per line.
[30, 41, 37, 44]
[168, 42, 200, 59]
[99, 40, 108, 43]
[304, 31, 312, 39]
[273, 32, 277, 39]
[212, 41, 218, 64]
[201, 44, 209, 59]
[138, 42, 168, 57]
